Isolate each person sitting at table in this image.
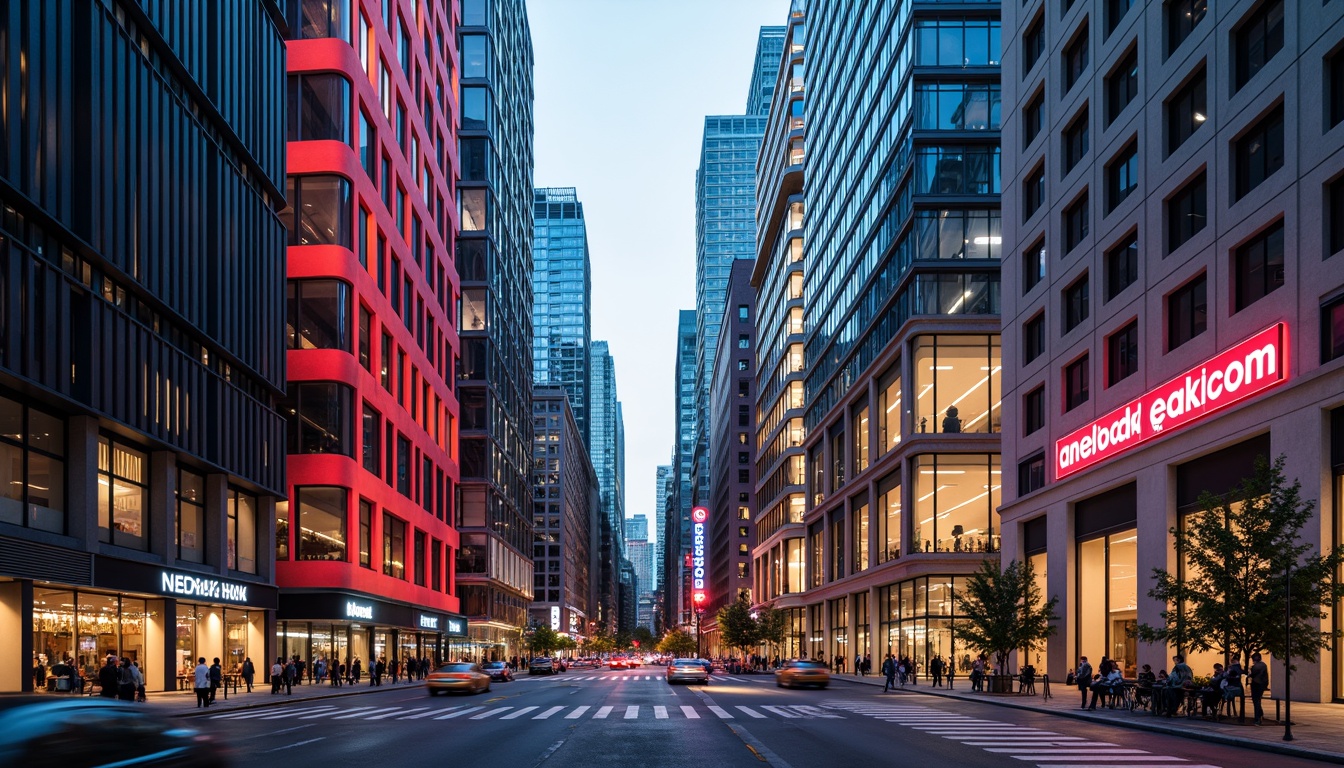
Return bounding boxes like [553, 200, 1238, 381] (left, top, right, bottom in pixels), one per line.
[1088, 665, 1124, 710]
[1199, 663, 1226, 716]
[1163, 655, 1194, 717]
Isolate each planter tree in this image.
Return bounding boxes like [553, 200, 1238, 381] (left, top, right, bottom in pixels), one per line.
[954, 558, 1059, 686]
[656, 628, 698, 657]
[717, 593, 761, 662]
[1136, 455, 1344, 684]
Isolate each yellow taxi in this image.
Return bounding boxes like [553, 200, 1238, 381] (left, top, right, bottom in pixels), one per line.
[775, 660, 831, 689]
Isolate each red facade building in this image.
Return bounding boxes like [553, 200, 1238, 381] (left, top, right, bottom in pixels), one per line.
[277, 0, 464, 671]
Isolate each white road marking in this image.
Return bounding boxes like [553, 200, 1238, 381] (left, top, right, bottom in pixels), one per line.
[680, 705, 699, 719]
[500, 706, 538, 720]
[593, 705, 613, 719]
[434, 706, 483, 719]
[565, 706, 590, 719]
[534, 706, 566, 719]
[735, 706, 767, 719]
[707, 705, 733, 719]
[470, 707, 512, 719]
[760, 705, 800, 719]
[266, 737, 324, 752]
[401, 707, 460, 719]
[624, 706, 639, 719]
[369, 707, 428, 720]
[654, 706, 668, 719]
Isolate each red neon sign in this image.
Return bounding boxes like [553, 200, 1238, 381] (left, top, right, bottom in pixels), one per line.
[1055, 323, 1287, 480]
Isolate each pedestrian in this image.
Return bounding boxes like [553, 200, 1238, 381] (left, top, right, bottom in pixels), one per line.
[1075, 656, 1093, 709]
[283, 657, 296, 695]
[241, 657, 255, 693]
[390, 657, 400, 684]
[130, 660, 145, 702]
[971, 656, 986, 692]
[295, 656, 306, 685]
[1163, 654, 1193, 717]
[98, 655, 120, 698]
[271, 657, 283, 694]
[1249, 652, 1269, 725]
[209, 658, 222, 703]
[32, 656, 46, 691]
[194, 657, 211, 708]
[353, 657, 362, 684]
[374, 657, 385, 686]
[881, 654, 896, 693]
[930, 655, 945, 688]
[116, 658, 136, 701]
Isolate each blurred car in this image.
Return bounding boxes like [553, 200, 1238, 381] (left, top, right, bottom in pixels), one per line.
[481, 661, 514, 682]
[427, 663, 492, 695]
[529, 657, 555, 675]
[606, 656, 626, 670]
[0, 696, 228, 767]
[551, 658, 567, 673]
[666, 659, 711, 685]
[775, 660, 831, 689]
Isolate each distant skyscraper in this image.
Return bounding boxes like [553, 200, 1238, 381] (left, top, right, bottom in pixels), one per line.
[590, 341, 625, 630]
[663, 310, 698, 628]
[624, 514, 648, 542]
[746, 26, 787, 116]
[532, 187, 593, 445]
[625, 513, 655, 630]
[654, 464, 672, 596]
[456, 0, 536, 660]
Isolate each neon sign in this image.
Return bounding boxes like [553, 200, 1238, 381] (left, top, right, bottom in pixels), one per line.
[1055, 323, 1287, 480]
[158, 571, 249, 603]
[691, 506, 708, 604]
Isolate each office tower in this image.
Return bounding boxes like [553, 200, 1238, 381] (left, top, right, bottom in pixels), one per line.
[529, 388, 598, 638]
[998, 0, 1344, 697]
[278, 0, 466, 667]
[532, 188, 592, 445]
[750, 0, 808, 659]
[653, 463, 672, 599]
[746, 26, 788, 116]
[590, 341, 625, 630]
[795, 2, 1003, 667]
[624, 514, 648, 542]
[663, 310, 698, 628]
[707, 260, 758, 622]
[457, 0, 536, 660]
[0, 2, 285, 691]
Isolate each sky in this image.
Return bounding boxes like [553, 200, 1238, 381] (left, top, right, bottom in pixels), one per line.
[526, 0, 785, 545]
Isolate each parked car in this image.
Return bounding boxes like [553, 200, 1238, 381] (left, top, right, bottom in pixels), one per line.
[775, 660, 831, 689]
[529, 657, 555, 675]
[481, 660, 514, 682]
[666, 658, 711, 685]
[0, 696, 229, 767]
[426, 663, 492, 695]
[551, 658, 567, 673]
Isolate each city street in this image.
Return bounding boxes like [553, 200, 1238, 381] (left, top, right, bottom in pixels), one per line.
[187, 669, 1332, 768]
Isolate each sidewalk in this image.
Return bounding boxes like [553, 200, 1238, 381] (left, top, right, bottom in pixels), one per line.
[831, 672, 1344, 765]
[138, 677, 428, 718]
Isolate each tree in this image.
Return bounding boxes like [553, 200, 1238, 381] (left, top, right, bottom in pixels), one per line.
[529, 625, 560, 657]
[717, 592, 761, 660]
[1137, 455, 1344, 671]
[585, 628, 616, 655]
[631, 626, 655, 650]
[657, 628, 698, 657]
[614, 629, 633, 651]
[756, 606, 788, 660]
[954, 558, 1059, 678]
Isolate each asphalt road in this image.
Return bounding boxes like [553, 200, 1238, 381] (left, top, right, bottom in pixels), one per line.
[190, 667, 1331, 768]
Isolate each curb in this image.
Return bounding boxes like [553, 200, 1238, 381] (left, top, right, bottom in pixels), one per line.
[828, 676, 1344, 766]
[168, 681, 428, 719]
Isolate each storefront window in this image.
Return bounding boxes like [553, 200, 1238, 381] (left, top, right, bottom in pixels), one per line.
[877, 471, 901, 563]
[225, 611, 249, 673]
[855, 594, 870, 659]
[1077, 532, 1137, 677]
[0, 397, 66, 534]
[98, 438, 147, 550]
[32, 588, 76, 678]
[913, 335, 1002, 435]
[878, 365, 902, 454]
[913, 454, 1001, 553]
[228, 489, 257, 574]
[879, 576, 968, 678]
[784, 537, 804, 594]
[296, 486, 348, 561]
[1027, 550, 1049, 674]
[177, 469, 206, 563]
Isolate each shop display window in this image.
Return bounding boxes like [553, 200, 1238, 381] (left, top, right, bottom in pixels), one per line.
[1077, 531, 1137, 677]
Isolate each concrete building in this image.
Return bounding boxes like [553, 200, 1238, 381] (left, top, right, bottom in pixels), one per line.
[998, 0, 1344, 701]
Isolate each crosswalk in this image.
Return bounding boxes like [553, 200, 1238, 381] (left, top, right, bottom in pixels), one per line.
[518, 674, 757, 683]
[822, 702, 1225, 768]
[208, 702, 843, 723]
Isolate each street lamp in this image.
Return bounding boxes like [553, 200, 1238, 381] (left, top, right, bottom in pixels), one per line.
[693, 592, 706, 659]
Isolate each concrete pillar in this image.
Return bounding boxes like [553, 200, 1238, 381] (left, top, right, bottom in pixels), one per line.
[1046, 499, 1071, 683]
[206, 474, 229, 571]
[150, 452, 175, 562]
[66, 416, 100, 548]
[1135, 462, 1176, 680]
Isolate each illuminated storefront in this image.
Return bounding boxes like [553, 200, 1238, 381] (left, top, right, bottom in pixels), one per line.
[276, 591, 465, 672]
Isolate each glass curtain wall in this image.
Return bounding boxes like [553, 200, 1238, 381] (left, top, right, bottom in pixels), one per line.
[879, 576, 972, 679]
[913, 454, 1001, 553]
[828, 597, 848, 669]
[1077, 532, 1138, 677]
[877, 471, 901, 563]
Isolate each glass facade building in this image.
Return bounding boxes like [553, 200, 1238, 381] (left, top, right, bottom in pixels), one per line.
[589, 341, 625, 631]
[456, 0, 536, 661]
[662, 310, 698, 629]
[0, 0, 287, 691]
[532, 187, 592, 446]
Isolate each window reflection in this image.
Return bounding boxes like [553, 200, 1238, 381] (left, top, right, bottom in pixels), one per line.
[913, 210, 1002, 260]
[284, 175, 352, 248]
[462, 35, 487, 78]
[915, 83, 1002, 130]
[460, 188, 489, 232]
[287, 73, 350, 143]
[285, 0, 349, 41]
[281, 382, 353, 457]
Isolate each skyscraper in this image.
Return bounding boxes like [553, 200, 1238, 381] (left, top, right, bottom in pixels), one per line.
[663, 310, 699, 628]
[532, 188, 592, 445]
[456, 0, 536, 660]
[653, 463, 672, 598]
[589, 341, 625, 630]
[278, 0, 465, 665]
[0, 1, 285, 691]
[745, 26, 788, 117]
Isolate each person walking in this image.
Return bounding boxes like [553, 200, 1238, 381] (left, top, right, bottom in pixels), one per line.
[241, 657, 255, 693]
[374, 657, 385, 686]
[130, 660, 145, 702]
[283, 657, 296, 695]
[208, 658, 222, 704]
[930, 655, 944, 688]
[352, 657, 362, 684]
[1249, 653, 1269, 725]
[881, 654, 896, 693]
[1075, 656, 1093, 709]
[98, 655, 120, 699]
[194, 657, 211, 708]
[271, 658, 283, 694]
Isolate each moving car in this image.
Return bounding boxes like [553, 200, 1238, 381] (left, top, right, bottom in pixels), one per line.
[775, 660, 831, 689]
[426, 662, 492, 695]
[606, 655, 627, 670]
[552, 658, 567, 673]
[0, 696, 229, 767]
[481, 660, 514, 682]
[666, 658, 711, 685]
[529, 657, 555, 675]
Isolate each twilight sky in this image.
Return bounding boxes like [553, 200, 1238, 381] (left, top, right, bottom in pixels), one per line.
[527, 0, 785, 543]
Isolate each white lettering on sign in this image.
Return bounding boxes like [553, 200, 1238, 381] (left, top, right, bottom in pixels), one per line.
[1055, 324, 1288, 480]
[550, 606, 561, 631]
[691, 505, 709, 592]
[419, 615, 439, 630]
[159, 571, 248, 604]
[446, 618, 464, 634]
[345, 601, 373, 620]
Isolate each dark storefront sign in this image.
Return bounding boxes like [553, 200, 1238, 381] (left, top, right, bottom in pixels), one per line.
[1175, 433, 1272, 511]
[1074, 482, 1138, 540]
[1023, 516, 1048, 556]
[278, 591, 464, 636]
[93, 556, 278, 609]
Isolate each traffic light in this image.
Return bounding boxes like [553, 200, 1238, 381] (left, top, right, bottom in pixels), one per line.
[633, 640, 640, 648]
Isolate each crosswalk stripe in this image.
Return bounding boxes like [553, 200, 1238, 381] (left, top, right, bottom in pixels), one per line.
[254, 707, 342, 720]
[654, 706, 668, 719]
[500, 706, 537, 720]
[1018, 759, 1187, 764]
[301, 706, 371, 719]
[402, 707, 460, 719]
[213, 706, 335, 720]
[370, 707, 429, 720]
[471, 707, 512, 719]
[760, 705, 799, 719]
[792, 705, 842, 719]
[624, 706, 639, 719]
[735, 706, 766, 719]
[988, 749, 1152, 755]
[534, 706, 566, 720]
[566, 706, 590, 719]
[680, 705, 699, 719]
[707, 706, 733, 719]
[435, 706, 483, 719]
[593, 705, 613, 719]
[334, 707, 400, 720]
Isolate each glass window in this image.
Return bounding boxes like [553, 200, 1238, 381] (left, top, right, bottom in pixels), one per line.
[461, 0, 486, 25]
[1166, 0, 1207, 56]
[1024, 385, 1045, 435]
[0, 398, 65, 534]
[877, 365, 902, 454]
[913, 335, 1002, 435]
[1106, 141, 1138, 212]
[287, 279, 349, 350]
[914, 19, 1001, 67]
[914, 83, 1002, 130]
[1023, 238, 1046, 293]
[1065, 354, 1090, 410]
[461, 86, 489, 131]
[1166, 66, 1206, 156]
[358, 305, 372, 370]
[829, 513, 846, 581]
[1024, 314, 1045, 364]
[361, 402, 380, 477]
[296, 486, 347, 561]
[1064, 192, 1089, 253]
[913, 454, 1001, 553]
[1077, 531, 1138, 677]
[877, 471, 901, 563]
[1105, 233, 1139, 301]
[1107, 320, 1140, 386]
[227, 490, 257, 574]
[1331, 48, 1344, 130]
[396, 435, 411, 496]
[286, 0, 349, 41]
[288, 73, 350, 143]
[852, 405, 869, 476]
[852, 498, 869, 573]
[460, 188, 489, 232]
[1023, 89, 1045, 148]
[284, 175, 351, 248]
[383, 513, 406, 578]
[1233, 220, 1285, 312]
[461, 34, 487, 78]
[1063, 24, 1089, 92]
[1234, 0, 1284, 90]
[1167, 172, 1207, 254]
[915, 146, 1002, 196]
[359, 500, 372, 568]
[461, 138, 490, 183]
[1322, 294, 1344, 364]
[414, 530, 427, 586]
[1106, 0, 1136, 37]
[1330, 175, 1344, 257]
[1167, 273, 1208, 351]
[177, 470, 205, 564]
[359, 110, 376, 180]
[1023, 164, 1045, 220]
[1063, 107, 1089, 174]
[913, 209, 1002, 261]
[276, 500, 289, 562]
[282, 382, 353, 456]
[808, 521, 823, 588]
[1023, 13, 1045, 75]
[1234, 105, 1285, 200]
[98, 438, 147, 550]
[1063, 273, 1090, 332]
